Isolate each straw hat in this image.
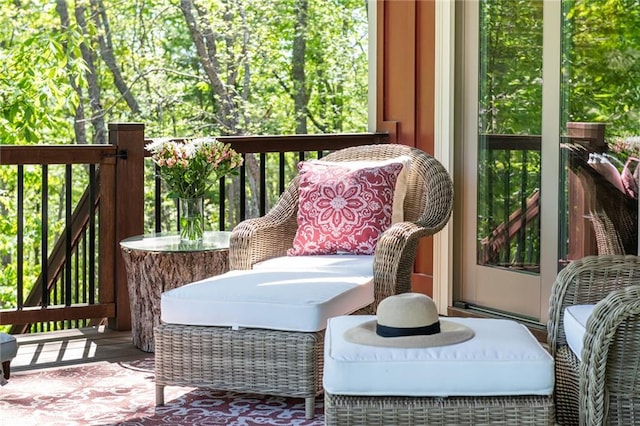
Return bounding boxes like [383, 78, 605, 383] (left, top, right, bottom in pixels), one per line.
[344, 293, 474, 348]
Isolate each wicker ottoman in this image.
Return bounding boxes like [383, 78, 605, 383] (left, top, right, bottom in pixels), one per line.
[155, 323, 324, 417]
[155, 270, 374, 419]
[323, 315, 555, 425]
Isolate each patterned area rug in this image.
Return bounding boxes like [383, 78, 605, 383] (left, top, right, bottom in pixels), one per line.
[0, 357, 324, 425]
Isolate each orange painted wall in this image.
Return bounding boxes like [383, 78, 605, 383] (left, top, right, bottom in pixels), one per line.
[376, 0, 436, 296]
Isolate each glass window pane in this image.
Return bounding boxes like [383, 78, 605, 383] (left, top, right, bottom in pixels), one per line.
[477, 0, 543, 273]
[559, 0, 640, 265]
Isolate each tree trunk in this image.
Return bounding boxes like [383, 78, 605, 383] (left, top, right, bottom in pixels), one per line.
[74, 3, 107, 144]
[179, 0, 260, 220]
[120, 246, 229, 352]
[292, 0, 309, 134]
[179, 0, 234, 133]
[90, 0, 140, 114]
[55, 0, 87, 145]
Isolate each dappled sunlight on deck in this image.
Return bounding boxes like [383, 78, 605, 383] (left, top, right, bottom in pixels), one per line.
[11, 327, 147, 374]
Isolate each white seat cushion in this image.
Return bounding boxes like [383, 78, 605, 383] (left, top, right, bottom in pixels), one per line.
[0, 333, 17, 385]
[0, 333, 18, 362]
[253, 254, 373, 276]
[323, 316, 554, 397]
[563, 304, 595, 362]
[161, 270, 373, 332]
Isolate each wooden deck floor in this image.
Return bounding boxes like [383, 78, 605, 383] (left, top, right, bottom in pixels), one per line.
[10, 326, 149, 374]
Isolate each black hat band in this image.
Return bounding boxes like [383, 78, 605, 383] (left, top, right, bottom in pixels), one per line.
[376, 321, 441, 338]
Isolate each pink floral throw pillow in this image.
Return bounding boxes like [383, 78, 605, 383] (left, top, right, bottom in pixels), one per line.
[288, 161, 403, 256]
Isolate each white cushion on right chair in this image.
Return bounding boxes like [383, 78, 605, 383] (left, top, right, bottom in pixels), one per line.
[253, 254, 373, 276]
[161, 270, 373, 332]
[563, 304, 596, 361]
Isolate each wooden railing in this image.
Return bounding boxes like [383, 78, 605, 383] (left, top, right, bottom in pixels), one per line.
[476, 134, 542, 271]
[0, 143, 121, 332]
[476, 125, 617, 272]
[0, 123, 389, 333]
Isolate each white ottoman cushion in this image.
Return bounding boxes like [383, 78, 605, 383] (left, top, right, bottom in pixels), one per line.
[252, 255, 373, 276]
[323, 316, 554, 396]
[161, 270, 373, 332]
[563, 304, 595, 362]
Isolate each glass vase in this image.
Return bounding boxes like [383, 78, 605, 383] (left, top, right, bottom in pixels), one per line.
[179, 197, 205, 243]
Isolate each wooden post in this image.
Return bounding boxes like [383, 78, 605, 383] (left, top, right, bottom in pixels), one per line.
[567, 122, 606, 151]
[567, 169, 597, 260]
[107, 123, 145, 331]
[565, 122, 606, 260]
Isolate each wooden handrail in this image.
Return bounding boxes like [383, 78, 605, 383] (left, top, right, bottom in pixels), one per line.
[0, 145, 117, 165]
[142, 132, 390, 155]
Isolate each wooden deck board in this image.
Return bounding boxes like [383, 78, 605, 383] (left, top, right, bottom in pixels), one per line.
[10, 326, 149, 373]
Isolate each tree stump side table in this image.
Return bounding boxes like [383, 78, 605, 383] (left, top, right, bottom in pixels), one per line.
[120, 231, 231, 352]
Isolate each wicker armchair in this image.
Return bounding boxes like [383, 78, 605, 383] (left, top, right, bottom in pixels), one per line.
[547, 255, 640, 425]
[155, 143, 454, 419]
[229, 143, 454, 312]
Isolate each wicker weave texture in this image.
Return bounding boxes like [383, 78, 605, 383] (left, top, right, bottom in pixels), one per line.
[324, 392, 555, 425]
[228, 144, 454, 313]
[547, 255, 640, 425]
[154, 324, 324, 398]
[554, 345, 581, 426]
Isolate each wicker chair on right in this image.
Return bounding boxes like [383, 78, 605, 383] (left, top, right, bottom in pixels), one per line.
[547, 255, 640, 426]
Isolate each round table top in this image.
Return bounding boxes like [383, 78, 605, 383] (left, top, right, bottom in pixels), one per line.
[120, 231, 231, 253]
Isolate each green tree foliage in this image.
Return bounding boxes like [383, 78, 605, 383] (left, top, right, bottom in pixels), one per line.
[0, 1, 85, 144]
[1, 0, 368, 143]
[563, 0, 640, 137]
[0, 0, 369, 327]
[479, 0, 543, 135]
